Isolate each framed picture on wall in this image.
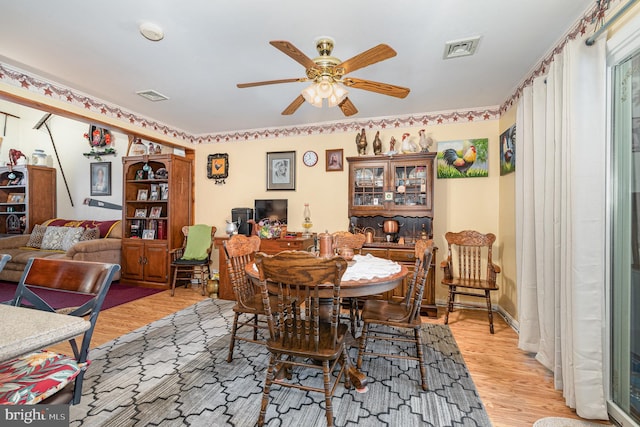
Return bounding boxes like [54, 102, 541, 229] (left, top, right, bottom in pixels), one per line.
[326, 149, 343, 172]
[267, 151, 295, 191]
[90, 162, 111, 196]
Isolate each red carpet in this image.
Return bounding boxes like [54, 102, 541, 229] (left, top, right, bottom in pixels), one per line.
[0, 281, 164, 310]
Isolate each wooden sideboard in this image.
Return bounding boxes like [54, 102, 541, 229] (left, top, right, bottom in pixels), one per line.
[214, 235, 315, 301]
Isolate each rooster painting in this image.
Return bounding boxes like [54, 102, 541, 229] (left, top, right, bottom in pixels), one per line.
[442, 146, 477, 175]
[438, 138, 488, 178]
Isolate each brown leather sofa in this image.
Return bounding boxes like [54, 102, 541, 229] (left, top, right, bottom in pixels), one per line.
[0, 219, 122, 282]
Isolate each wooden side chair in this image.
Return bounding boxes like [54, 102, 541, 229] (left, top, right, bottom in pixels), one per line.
[441, 230, 500, 333]
[356, 239, 434, 391]
[170, 224, 217, 296]
[254, 250, 352, 427]
[0, 258, 120, 405]
[331, 230, 366, 335]
[224, 234, 276, 362]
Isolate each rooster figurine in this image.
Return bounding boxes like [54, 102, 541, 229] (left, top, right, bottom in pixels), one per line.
[355, 128, 367, 155]
[443, 145, 477, 175]
[418, 129, 434, 152]
[372, 131, 382, 155]
[400, 133, 418, 153]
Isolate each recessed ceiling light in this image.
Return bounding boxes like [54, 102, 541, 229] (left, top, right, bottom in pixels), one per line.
[443, 36, 480, 59]
[136, 90, 169, 102]
[139, 22, 164, 42]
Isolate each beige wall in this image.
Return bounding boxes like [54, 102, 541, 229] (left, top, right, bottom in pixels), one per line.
[498, 106, 517, 321]
[195, 119, 502, 307]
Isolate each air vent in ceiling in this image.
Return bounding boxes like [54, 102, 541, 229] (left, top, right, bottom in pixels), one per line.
[136, 90, 169, 102]
[443, 36, 480, 59]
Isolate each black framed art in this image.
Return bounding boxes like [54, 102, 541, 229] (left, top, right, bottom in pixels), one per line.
[90, 162, 111, 196]
[267, 151, 295, 191]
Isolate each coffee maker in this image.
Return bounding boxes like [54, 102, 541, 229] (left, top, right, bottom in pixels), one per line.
[231, 208, 253, 236]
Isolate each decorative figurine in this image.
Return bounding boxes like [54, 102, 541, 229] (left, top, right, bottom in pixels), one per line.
[356, 128, 367, 155]
[373, 131, 382, 155]
[418, 129, 434, 152]
[400, 132, 418, 153]
[388, 136, 397, 154]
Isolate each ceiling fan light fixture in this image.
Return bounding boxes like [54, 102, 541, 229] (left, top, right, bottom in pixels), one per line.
[301, 84, 323, 108]
[328, 84, 348, 107]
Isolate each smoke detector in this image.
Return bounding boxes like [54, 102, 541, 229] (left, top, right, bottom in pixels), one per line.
[139, 22, 164, 42]
[443, 36, 480, 59]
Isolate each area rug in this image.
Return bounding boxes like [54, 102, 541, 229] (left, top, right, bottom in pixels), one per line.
[0, 281, 163, 310]
[69, 299, 492, 427]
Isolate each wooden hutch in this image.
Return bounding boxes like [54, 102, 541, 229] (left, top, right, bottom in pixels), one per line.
[347, 152, 437, 317]
[0, 165, 56, 235]
[120, 154, 193, 288]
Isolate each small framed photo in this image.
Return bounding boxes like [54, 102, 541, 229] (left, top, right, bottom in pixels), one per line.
[134, 208, 147, 218]
[149, 184, 159, 201]
[160, 183, 169, 200]
[326, 149, 343, 172]
[267, 151, 295, 191]
[90, 162, 111, 196]
[137, 189, 148, 201]
[149, 206, 162, 218]
[142, 229, 155, 240]
[7, 193, 24, 203]
[384, 192, 393, 201]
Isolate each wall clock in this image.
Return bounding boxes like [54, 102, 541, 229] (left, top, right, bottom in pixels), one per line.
[303, 150, 318, 167]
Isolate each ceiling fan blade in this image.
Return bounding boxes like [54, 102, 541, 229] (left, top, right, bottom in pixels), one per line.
[342, 77, 410, 98]
[281, 95, 305, 115]
[339, 97, 358, 116]
[270, 41, 318, 69]
[338, 44, 397, 75]
[237, 77, 308, 88]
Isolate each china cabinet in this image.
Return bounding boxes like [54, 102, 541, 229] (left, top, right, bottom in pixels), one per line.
[0, 165, 56, 234]
[121, 154, 193, 287]
[347, 152, 437, 316]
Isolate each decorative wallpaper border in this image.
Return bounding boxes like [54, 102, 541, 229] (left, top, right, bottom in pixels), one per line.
[0, 0, 617, 144]
[499, 0, 617, 114]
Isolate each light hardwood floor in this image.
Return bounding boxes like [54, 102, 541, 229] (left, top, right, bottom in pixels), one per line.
[64, 287, 612, 427]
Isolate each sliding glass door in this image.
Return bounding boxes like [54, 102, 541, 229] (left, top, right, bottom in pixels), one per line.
[611, 49, 640, 425]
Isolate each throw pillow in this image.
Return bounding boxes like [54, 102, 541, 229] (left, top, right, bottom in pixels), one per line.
[26, 224, 47, 248]
[41, 226, 69, 251]
[79, 227, 100, 241]
[61, 227, 84, 251]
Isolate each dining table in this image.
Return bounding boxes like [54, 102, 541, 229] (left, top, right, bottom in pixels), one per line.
[245, 253, 409, 299]
[0, 304, 91, 363]
[245, 253, 409, 392]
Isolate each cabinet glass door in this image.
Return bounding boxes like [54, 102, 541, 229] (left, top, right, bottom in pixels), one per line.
[393, 164, 428, 207]
[352, 165, 385, 207]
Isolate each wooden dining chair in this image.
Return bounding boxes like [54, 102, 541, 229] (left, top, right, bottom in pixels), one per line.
[170, 224, 217, 296]
[0, 258, 120, 405]
[441, 230, 500, 333]
[254, 250, 352, 427]
[356, 239, 434, 391]
[331, 230, 366, 335]
[224, 234, 277, 362]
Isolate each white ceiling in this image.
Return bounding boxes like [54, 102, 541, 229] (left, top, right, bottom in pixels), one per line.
[0, 0, 594, 137]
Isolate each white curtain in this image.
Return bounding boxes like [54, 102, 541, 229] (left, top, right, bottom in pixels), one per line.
[515, 35, 608, 419]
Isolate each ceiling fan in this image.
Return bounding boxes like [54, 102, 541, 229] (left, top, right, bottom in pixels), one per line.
[237, 37, 410, 117]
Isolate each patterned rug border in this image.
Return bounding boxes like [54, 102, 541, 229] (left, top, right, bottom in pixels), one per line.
[70, 299, 492, 427]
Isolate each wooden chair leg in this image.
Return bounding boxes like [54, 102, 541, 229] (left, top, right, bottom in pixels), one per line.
[414, 327, 428, 391]
[227, 311, 240, 362]
[444, 286, 455, 325]
[258, 354, 277, 427]
[199, 267, 206, 296]
[171, 266, 179, 296]
[322, 360, 334, 427]
[253, 314, 259, 340]
[485, 290, 494, 334]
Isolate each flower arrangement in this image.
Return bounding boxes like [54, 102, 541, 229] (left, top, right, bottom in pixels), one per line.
[257, 218, 283, 239]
